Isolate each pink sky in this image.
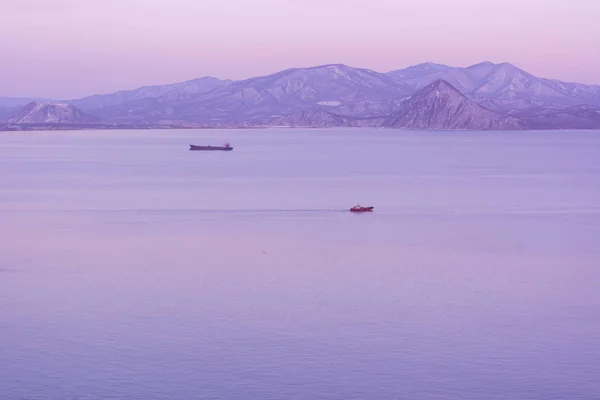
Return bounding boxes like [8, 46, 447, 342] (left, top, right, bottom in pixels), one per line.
[1, 0, 599, 99]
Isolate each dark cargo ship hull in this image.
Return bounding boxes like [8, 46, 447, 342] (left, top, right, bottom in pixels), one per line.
[189, 145, 233, 151]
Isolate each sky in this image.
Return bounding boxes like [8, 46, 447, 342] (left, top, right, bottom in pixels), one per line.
[0, 0, 599, 99]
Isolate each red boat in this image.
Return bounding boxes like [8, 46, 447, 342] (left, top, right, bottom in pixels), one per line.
[350, 204, 374, 212]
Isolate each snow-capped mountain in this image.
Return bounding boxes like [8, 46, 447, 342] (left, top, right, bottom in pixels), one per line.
[79, 64, 413, 123]
[386, 62, 453, 81]
[9, 102, 100, 124]
[387, 62, 600, 112]
[70, 76, 230, 110]
[388, 62, 481, 93]
[264, 80, 521, 130]
[67, 62, 597, 127]
[3, 61, 600, 130]
[385, 80, 521, 130]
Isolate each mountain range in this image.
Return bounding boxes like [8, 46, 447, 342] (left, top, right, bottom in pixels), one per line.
[2, 62, 600, 130]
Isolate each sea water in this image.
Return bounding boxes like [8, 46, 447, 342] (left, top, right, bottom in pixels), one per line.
[1, 128, 599, 400]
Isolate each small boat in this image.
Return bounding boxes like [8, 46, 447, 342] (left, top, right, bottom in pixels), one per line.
[350, 204, 374, 212]
[189, 142, 233, 151]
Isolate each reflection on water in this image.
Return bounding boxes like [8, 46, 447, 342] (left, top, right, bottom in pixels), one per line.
[1, 128, 599, 400]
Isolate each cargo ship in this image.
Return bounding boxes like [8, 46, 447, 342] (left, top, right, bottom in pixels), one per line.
[189, 142, 233, 151]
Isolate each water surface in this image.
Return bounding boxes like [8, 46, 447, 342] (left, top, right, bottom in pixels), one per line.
[1, 128, 599, 400]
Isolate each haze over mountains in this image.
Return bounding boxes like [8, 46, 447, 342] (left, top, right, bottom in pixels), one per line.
[2, 61, 600, 130]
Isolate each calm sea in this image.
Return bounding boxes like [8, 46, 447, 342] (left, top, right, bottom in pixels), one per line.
[1, 128, 599, 400]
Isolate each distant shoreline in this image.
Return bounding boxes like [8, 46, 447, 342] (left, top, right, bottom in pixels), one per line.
[0, 123, 270, 132]
[2, 123, 599, 132]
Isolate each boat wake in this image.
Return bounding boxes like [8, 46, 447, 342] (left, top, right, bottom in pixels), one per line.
[1, 208, 349, 214]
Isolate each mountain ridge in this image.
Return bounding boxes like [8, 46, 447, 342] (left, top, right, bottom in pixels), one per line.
[266, 80, 523, 130]
[387, 61, 600, 112]
[2, 62, 599, 130]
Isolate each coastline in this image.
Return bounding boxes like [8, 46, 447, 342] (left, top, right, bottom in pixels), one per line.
[2, 123, 598, 132]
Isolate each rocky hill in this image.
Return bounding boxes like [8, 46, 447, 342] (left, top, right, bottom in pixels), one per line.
[9, 102, 100, 124]
[385, 80, 522, 130]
